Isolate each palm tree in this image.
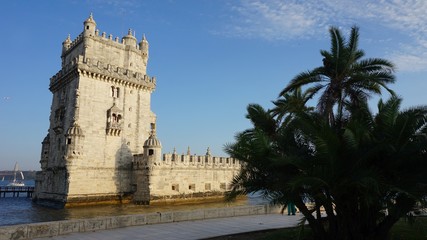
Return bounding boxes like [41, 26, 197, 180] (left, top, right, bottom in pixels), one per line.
[280, 26, 395, 126]
[226, 97, 427, 239]
[226, 26, 427, 239]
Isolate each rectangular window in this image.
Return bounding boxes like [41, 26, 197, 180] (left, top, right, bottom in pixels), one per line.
[220, 183, 226, 190]
[172, 184, 179, 192]
[205, 183, 211, 191]
[189, 184, 195, 191]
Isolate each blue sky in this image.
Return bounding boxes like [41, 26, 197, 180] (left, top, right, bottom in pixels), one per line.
[1, 0, 427, 170]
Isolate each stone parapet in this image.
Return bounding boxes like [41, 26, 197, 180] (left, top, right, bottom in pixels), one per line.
[63, 31, 145, 57]
[0, 204, 281, 240]
[158, 153, 240, 169]
[49, 56, 155, 92]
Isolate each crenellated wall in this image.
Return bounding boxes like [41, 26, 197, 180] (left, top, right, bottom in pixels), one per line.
[133, 149, 241, 205]
[161, 153, 240, 167]
[62, 29, 148, 56]
[61, 25, 149, 74]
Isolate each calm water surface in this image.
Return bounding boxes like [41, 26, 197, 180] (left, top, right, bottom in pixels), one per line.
[0, 180, 266, 226]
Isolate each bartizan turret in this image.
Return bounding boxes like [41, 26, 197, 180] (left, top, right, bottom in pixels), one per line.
[83, 13, 96, 37]
[139, 34, 149, 66]
[122, 29, 137, 47]
[133, 123, 162, 204]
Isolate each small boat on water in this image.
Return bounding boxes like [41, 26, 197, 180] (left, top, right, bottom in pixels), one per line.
[7, 162, 25, 187]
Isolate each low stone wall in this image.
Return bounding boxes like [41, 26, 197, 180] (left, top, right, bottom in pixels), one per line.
[0, 204, 281, 240]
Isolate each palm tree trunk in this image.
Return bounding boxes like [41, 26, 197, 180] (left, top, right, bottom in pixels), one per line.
[294, 198, 328, 240]
[324, 190, 338, 236]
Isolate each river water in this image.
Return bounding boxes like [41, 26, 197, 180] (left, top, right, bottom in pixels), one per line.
[0, 180, 267, 226]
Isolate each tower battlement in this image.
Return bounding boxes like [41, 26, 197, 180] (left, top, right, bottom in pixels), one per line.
[162, 153, 240, 168]
[61, 14, 149, 76]
[133, 148, 240, 169]
[62, 29, 147, 56]
[49, 56, 156, 92]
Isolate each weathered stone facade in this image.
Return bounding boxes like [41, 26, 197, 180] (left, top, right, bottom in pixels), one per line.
[133, 143, 241, 205]
[33, 14, 240, 208]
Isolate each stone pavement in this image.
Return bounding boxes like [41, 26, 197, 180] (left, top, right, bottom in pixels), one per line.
[37, 213, 302, 240]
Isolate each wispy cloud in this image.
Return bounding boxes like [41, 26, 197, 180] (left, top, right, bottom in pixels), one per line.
[223, 0, 427, 72]
[223, 1, 330, 40]
[86, 0, 142, 17]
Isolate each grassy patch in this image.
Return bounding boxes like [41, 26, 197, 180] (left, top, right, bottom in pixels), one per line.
[389, 216, 427, 240]
[206, 216, 427, 240]
[260, 216, 427, 240]
[259, 226, 312, 240]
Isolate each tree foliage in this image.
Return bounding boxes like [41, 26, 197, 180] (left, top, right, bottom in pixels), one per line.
[225, 26, 427, 240]
[280, 26, 395, 126]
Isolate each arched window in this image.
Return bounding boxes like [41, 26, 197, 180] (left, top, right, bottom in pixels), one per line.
[106, 103, 123, 136]
[111, 86, 120, 98]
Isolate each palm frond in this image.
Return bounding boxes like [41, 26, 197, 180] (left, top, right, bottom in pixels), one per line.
[280, 68, 325, 96]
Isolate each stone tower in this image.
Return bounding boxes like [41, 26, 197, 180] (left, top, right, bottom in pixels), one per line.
[34, 14, 157, 207]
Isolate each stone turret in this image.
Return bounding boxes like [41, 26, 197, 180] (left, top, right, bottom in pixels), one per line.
[39, 134, 50, 170]
[139, 34, 149, 66]
[61, 35, 72, 67]
[83, 13, 96, 37]
[133, 123, 161, 205]
[122, 29, 137, 47]
[143, 123, 162, 164]
[65, 123, 84, 160]
[62, 35, 71, 54]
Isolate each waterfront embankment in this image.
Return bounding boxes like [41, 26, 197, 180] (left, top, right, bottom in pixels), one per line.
[0, 204, 282, 240]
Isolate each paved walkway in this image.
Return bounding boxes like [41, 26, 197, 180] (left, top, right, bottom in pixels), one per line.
[38, 213, 302, 240]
